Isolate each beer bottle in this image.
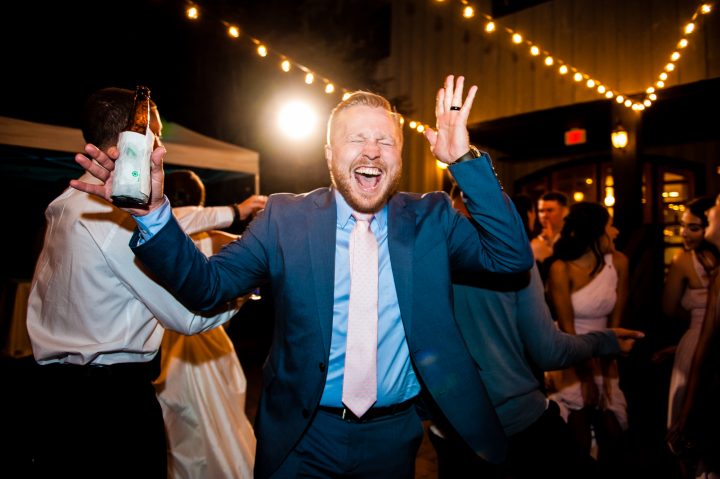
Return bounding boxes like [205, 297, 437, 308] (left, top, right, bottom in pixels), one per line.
[111, 85, 153, 208]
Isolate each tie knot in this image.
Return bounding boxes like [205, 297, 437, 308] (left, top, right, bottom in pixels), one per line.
[353, 212, 374, 225]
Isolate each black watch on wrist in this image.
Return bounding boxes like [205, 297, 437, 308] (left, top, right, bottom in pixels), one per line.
[231, 203, 241, 226]
[454, 145, 482, 164]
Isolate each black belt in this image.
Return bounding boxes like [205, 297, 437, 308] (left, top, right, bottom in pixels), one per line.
[318, 397, 416, 422]
[38, 354, 161, 382]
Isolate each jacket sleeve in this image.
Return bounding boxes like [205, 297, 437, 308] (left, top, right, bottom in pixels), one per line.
[448, 153, 534, 273]
[517, 266, 620, 370]
[131, 198, 271, 312]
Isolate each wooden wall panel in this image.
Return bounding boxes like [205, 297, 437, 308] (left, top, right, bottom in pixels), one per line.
[380, 0, 719, 193]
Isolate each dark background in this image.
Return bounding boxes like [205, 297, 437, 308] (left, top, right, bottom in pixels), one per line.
[0, 0, 392, 194]
[0, 0, 391, 280]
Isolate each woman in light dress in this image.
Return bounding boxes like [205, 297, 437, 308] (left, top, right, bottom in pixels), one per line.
[660, 196, 719, 430]
[668, 194, 720, 479]
[154, 170, 265, 479]
[545, 202, 629, 468]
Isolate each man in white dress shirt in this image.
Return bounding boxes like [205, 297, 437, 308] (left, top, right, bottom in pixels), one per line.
[25, 87, 257, 478]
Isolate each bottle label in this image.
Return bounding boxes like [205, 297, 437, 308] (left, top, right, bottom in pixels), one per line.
[112, 127, 153, 204]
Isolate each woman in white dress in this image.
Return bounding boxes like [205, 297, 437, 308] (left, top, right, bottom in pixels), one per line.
[660, 196, 719, 430]
[154, 170, 266, 479]
[545, 202, 629, 469]
[668, 195, 720, 479]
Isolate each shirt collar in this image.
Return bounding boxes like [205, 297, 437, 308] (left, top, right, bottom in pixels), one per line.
[333, 189, 388, 230]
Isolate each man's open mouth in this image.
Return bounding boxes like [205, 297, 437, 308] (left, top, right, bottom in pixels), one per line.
[354, 166, 382, 191]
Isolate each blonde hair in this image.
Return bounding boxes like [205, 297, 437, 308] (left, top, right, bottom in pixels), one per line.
[326, 91, 403, 145]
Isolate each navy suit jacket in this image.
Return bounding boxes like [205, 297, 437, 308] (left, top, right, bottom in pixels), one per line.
[132, 155, 533, 477]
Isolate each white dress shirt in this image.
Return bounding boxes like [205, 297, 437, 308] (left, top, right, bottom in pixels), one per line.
[26, 174, 239, 366]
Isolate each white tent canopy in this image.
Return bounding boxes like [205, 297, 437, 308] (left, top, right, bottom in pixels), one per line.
[0, 115, 259, 191]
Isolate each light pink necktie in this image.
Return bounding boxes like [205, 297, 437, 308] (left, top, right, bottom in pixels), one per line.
[342, 213, 378, 417]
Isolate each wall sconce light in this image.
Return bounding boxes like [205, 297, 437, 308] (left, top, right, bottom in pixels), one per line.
[611, 125, 628, 149]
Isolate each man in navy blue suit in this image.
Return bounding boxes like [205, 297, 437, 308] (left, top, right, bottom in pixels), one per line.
[72, 74, 534, 478]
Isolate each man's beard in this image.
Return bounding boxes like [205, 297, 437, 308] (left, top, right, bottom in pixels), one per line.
[330, 163, 401, 214]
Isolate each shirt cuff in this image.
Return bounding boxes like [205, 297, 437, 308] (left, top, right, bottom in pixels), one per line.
[133, 196, 172, 245]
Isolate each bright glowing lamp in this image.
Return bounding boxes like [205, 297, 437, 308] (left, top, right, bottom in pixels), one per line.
[612, 125, 628, 149]
[277, 101, 318, 140]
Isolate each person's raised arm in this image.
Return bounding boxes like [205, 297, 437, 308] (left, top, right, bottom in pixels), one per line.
[70, 143, 167, 217]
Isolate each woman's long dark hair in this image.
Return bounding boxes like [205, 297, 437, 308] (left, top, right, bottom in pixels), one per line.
[551, 202, 610, 276]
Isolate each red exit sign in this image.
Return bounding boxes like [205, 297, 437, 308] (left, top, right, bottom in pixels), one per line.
[564, 128, 586, 145]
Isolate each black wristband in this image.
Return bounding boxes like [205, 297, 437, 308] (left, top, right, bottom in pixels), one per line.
[453, 145, 482, 164]
[231, 203, 241, 226]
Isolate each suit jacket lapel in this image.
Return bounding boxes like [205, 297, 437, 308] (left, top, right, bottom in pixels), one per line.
[387, 194, 416, 337]
[308, 189, 337, 357]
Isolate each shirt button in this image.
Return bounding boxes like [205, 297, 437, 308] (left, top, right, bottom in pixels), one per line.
[318, 362, 326, 372]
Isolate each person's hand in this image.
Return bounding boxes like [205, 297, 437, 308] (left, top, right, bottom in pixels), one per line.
[540, 223, 554, 242]
[69, 143, 167, 216]
[608, 327, 645, 355]
[236, 194, 268, 220]
[423, 74, 478, 164]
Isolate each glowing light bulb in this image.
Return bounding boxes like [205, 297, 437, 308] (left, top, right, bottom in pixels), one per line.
[277, 101, 318, 140]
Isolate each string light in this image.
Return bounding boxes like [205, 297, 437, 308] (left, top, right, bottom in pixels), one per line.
[186, 5, 199, 20]
[443, 0, 715, 112]
[181, 1, 715, 138]
[227, 25, 240, 38]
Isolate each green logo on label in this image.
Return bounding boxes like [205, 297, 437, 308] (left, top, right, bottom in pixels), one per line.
[132, 171, 139, 177]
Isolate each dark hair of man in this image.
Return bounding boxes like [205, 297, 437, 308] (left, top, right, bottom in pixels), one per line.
[81, 87, 158, 150]
[552, 201, 609, 276]
[164, 170, 206, 207]
[541, 190, 569, 207]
